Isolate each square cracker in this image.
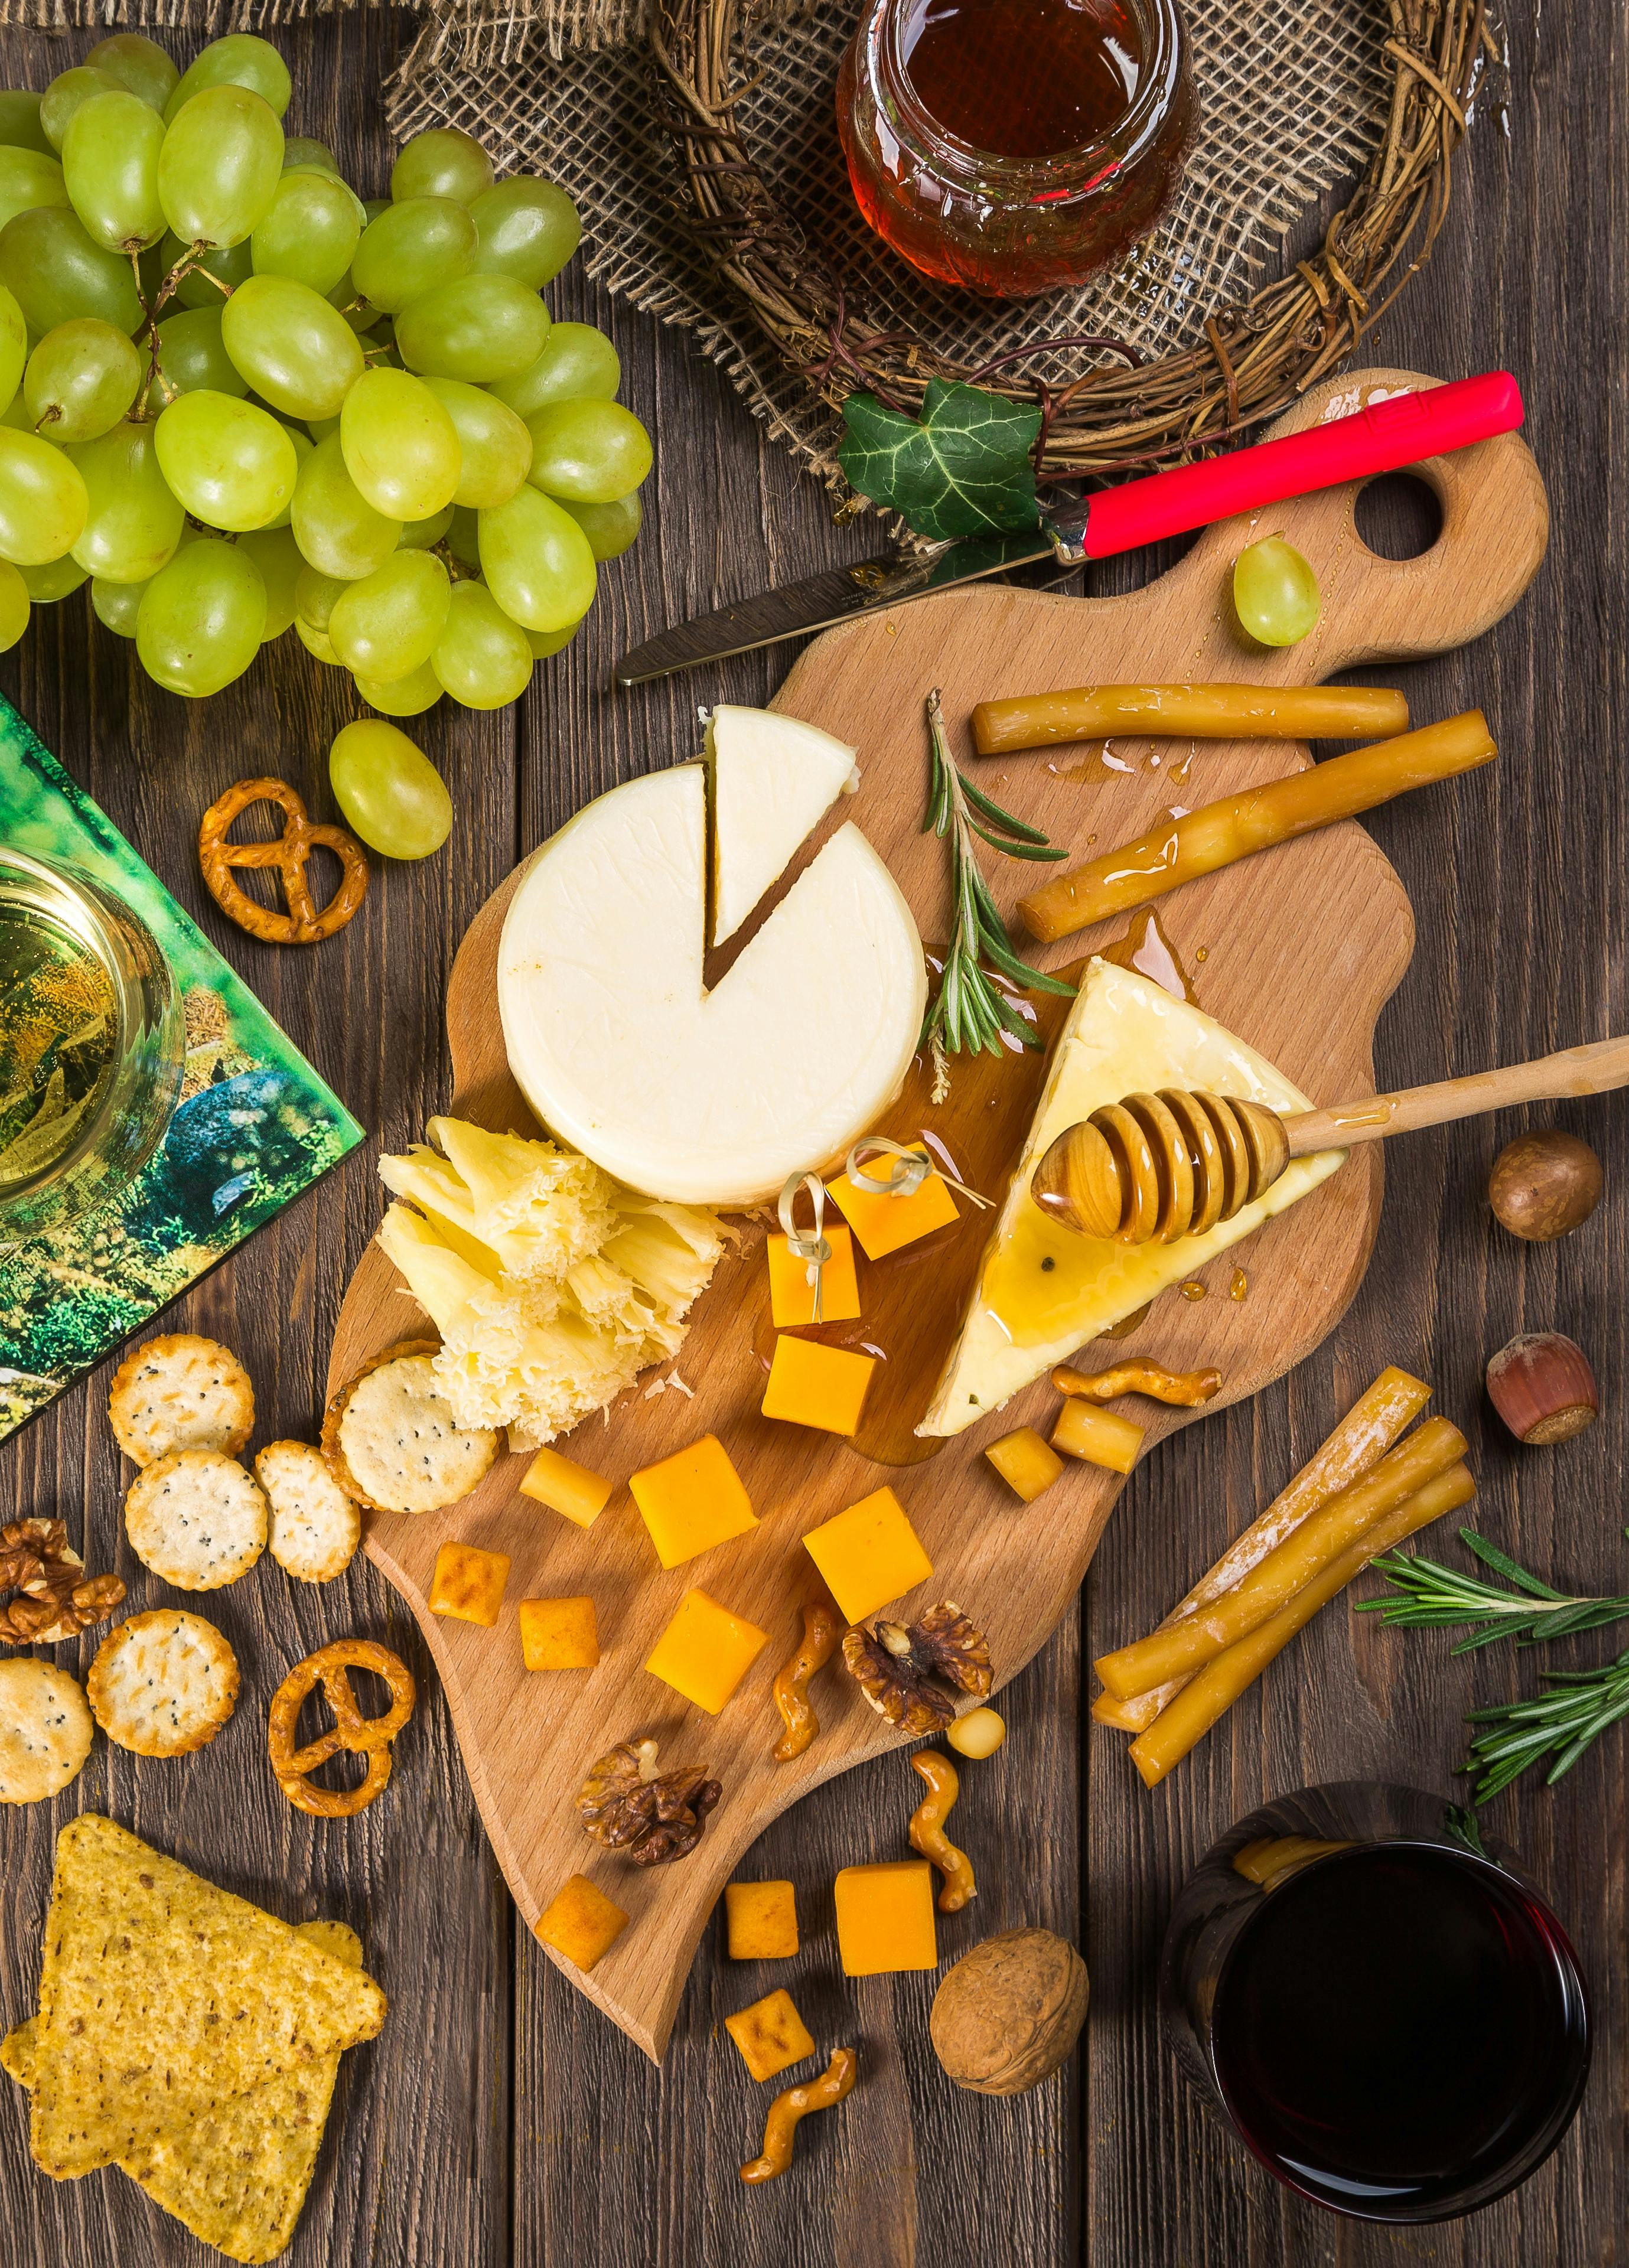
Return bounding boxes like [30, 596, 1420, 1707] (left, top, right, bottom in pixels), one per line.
[4, 1922, 361, 2264]
[29, 1817, 385, 2181]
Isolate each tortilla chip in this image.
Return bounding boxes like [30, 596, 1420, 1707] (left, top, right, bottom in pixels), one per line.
[5, 1921, 364, 2265]
[29, 1817, 385, 2181]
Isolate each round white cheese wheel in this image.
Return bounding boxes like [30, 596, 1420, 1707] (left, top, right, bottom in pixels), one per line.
[497, 765, 926, 1205]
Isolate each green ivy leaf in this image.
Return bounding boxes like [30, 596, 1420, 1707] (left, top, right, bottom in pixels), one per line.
[838, 379, 1042, 542]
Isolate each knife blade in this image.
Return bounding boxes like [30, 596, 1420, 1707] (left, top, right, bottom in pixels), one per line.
[612, 370, 1526, 687]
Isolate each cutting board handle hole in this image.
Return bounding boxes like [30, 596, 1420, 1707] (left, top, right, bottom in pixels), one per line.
[1353, 471, 1443, 562]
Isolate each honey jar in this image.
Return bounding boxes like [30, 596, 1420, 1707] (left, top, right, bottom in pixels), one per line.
[838, 0, 1196, 299]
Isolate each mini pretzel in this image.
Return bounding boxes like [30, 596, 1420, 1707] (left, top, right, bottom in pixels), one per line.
[198, 777, 369, 946]
[266, 1637, 415, 1817]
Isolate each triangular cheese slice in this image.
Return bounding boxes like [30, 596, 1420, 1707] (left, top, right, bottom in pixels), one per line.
[29, 1816, 386, 2179]
[918, 959, 1345, 1438]
[706, 705, 858, 946]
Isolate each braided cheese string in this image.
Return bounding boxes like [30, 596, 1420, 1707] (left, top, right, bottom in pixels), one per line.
[777, 1171, 831, 1321]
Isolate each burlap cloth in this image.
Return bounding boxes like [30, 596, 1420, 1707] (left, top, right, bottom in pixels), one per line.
[0, 0, 1394, 489]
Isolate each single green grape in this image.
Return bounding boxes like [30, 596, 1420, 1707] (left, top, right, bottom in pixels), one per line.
[1232, 535, 1321, 647]
[0, 147, 69, 237]
[257, 415, 313, 527]
[291, 432, 400, 578]
[0, 280, 27, 420]
[469, 177, 579, 291]
[330, 716, 452, 853]
[84, 35, 179, 116]
[250, 170, 362, 296]
[0, 426, 89, 563]
[390, 127, 493, 208]
[0, 207, 145, 334]
[294, 561, 347, 634]
[220, 272, 362, 420]
[445, 502, 481, 568]
[68, 417, 184, 581]
[21, 553, 89, 601]
[160, 229, 251, 309]
[525, 619, 578, 660]
[431, 575, 533, 707]
[136, 533, 266, 694]
[237, 522, 302, 636]
[158, 84, 284, 250]
[152, 305, 247, 401]
[39, 67, 123, 154]
[164, 36, 291, 124]
[397, 504, 454, 549]
[339, 366, 461, 521]
[353, 656, 442, 716]
[478, 485, 594, 631]
[351, 195, 475, 315]
[92, 570, 145, 636]
[62, 89, 166, 251]
[154, 389, 298, 530]
[328, 548, 450, 682]
[294, 613, 340, 664]
[26, 320, 142, 442]
[561, 490, 641, 562]
[0, 555, 28, 646]
[525, 397, 650, 504]
[282, 136, 338, 174]
[0, 93, 53, 161]
[488, 320, 618, 417]
[395, 273, 549, 384]
[421, 376, 530, 508]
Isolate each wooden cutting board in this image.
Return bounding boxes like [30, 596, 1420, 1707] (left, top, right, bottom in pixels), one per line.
[328, 367, 1547, 2059]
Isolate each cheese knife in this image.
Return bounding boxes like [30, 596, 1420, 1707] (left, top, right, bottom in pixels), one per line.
[612, 369, 1524, 686]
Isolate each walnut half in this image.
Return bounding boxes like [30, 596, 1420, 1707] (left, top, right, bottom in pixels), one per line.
[843, 1602, 993, 1737]
[0, 1518, 125, 1645]
[575, 1737, 722, 1866]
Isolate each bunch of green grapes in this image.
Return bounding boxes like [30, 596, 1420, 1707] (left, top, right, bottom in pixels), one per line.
[0, 31, 648, 709]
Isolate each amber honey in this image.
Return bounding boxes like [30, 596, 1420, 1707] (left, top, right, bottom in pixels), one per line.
[902, 0, 1143, 162]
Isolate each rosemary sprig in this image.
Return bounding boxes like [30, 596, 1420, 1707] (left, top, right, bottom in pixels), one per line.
[1462, 1649, 1629, 1805]
[1358, 1525, 1629, 1651]
[920, 687, 1071, 1065]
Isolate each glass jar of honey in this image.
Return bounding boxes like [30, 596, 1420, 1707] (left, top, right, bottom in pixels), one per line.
[838, 0, 1196, 299]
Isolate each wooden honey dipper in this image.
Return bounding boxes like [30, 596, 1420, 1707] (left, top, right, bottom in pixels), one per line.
[1029, 1037, 1629, 1243]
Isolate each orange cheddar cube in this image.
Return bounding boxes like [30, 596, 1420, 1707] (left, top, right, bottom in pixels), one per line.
[630, 1433, 757, 1570]
[519, 1595, 600, 1670]
[827, 1164, 959, 1260]
[802, 1486, 933, 1626]
[767, 1225, 861, 1327]
[535, 1874, 627, 1972]
[725, 1879, 799, 1961]
[986, 1425, 1066, 1503]
[645, 1587, 770, 1714]
[761, 1334, 876, 1436]
[519, 1443, 614, 1529]
[833, 1860, 939, 1976]
[725, 1987, 816, 2082]
[429, 1540, 510, 1627]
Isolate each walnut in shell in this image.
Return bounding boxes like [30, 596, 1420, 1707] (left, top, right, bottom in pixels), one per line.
[842, 1601, 992, 1736]
[576, 1736, 722, 1866]
[930, 1927, 1089, 2095]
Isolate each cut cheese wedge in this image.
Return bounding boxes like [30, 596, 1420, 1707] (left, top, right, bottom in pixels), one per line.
[917, 959, 1346, 1438]
[499, 764, 926, 1205]
[706, 705, 858, 947]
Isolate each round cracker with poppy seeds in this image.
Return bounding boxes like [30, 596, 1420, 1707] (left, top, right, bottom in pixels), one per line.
[322, 1339, 499, 1515]
[256, 1440, 361, 1582]
[107, 1334, 255, 1468]
[123, 1449, 269, 1590]
[87, 1609, 240, 1757]
[0, 1659, 94, 1803]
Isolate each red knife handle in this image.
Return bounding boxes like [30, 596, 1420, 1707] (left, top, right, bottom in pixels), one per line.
[1080, 370, 1525, 560]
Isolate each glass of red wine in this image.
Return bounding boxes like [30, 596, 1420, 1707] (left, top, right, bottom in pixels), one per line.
[1160, 1781, 1591, 2223]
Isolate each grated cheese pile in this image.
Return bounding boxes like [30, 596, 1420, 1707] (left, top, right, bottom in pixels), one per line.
[376, 1116, 725, 1449]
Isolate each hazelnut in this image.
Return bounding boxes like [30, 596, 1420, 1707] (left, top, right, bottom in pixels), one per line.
[1485, 1332, 1599, 1446]
[1488, 1130, 1602, 1242]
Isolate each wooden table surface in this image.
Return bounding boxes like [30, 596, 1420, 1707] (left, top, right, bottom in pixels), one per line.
[1, 5, 1622, 2263]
